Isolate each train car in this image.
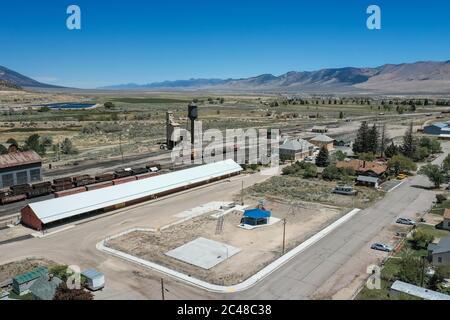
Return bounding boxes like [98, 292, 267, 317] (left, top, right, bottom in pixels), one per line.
[0, 194, 27, 205]
[95, 172, 115, 183]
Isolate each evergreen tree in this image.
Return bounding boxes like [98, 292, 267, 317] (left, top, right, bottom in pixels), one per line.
[367, 124, 379, 154]
[315, 146, 330, 167]
[385, 142, 398, 158]
[353, 121, 370, 153]
[401, 122, 417, 159]
[379, 124, 390, 157]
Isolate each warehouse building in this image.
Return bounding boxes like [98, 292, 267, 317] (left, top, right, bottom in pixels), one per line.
[0, 150, 42, 188]
[309, 134, 335, 151]
[21, 159, 242, 230]
[423, 122, 450, 135]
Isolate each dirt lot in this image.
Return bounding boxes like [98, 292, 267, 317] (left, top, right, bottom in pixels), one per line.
[106, 198, 345, 286]
[244, 176, 384, 209]
[0, 258, 56, 283]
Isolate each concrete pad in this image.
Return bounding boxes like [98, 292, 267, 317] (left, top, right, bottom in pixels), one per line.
[165, 237, 241, 269]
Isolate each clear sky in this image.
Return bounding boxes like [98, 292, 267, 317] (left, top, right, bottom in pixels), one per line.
[1, 0, 449, 88]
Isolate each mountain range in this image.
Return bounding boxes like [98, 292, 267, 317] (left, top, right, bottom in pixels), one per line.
[100, 61, 450, 94]
[0, 65, 62, 89]
[2, 61, 450, 94]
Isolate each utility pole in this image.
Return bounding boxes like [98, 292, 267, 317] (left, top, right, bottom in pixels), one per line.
[420, 256, 426, 287]
[161, 278, 165, 300]
[282, 218, 286, 254]
[241, 180, 244, 205]
[119, 131, 124, 164]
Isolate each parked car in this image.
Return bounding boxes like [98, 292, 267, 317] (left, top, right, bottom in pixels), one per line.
[371, 243, 393, 252]
[396, 217, 416, 226]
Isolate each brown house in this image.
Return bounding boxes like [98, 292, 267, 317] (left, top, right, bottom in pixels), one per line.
[335, 159, 388, 177]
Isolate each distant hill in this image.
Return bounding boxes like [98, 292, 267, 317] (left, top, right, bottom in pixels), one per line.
[0, 66, 63, 89]
[100, 60, 450, 94]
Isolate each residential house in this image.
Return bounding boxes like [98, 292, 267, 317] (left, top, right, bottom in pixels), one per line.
[279, 138, 314, 161]
[309, 134, 335, 151]
[390, 280, 450, 300]
[428, 237, 450, 266]
[12, 266, 48, 295]
[335, 159, 388, 178]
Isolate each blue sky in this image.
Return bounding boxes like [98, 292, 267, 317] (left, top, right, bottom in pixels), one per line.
[1, 0, 449, 88]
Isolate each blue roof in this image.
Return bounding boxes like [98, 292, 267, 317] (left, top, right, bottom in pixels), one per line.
[431, 122, 449, 128]
[243, 208, 271, 219]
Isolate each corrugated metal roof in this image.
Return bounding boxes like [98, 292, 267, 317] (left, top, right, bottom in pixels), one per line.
[391, 280, 450, 300]
[429, 237, 450, 254]
[13, 266, 48, 285]
[27, 159, 242, 224]
[0, 150, 42, 169]
[357, 175, 379, 183]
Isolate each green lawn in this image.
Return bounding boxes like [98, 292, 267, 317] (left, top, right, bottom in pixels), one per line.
[8, 291, 33, 300]
[416, 223, 450, 239]
[429, 200, 450, 216]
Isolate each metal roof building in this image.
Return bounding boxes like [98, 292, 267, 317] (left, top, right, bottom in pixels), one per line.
[390, 280, 450, 300]
[21, 159, 242, 230]
[0, 150, 42, 188]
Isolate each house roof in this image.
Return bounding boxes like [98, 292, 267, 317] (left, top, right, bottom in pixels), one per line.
[280, 138, 313, 151]
[391, 280, 450, 300]
[310, 134, 335, 143]
[13, 266, 48, 285]
[336, 159, 387, 175]
[243, 208, 271, 219]
[357, 175, 379, 183]
[428, 237, 450, 254]
[444, 209, 450, 220]
[0, 150, 42, 170]
[27, 159, 243, 225]
[29, 275, 62, 300]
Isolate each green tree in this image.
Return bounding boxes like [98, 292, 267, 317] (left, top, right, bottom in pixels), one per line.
[418, 164, 445, 188]
[0, 144, 7, 155]
[104, 102, 115, 109]
[396, 249, 423, 285]
[53, 283, 93, 300]
[443, 154, 450, 172]
[60, 138, 77, 155]
[6, 138, 18, 147]
[367, 124, 379, 153]
[388, 155, 417, 175]
[24, 134, 45, 155]
[410, 229, 435, 249]
[356, 152, 376, 162]
[353, 121, 370, 153]
[315, 146, 330, 167]
[401, 122, 417, 159]
[302, 163, 318, 178]
[384, 142, 398, 158]
[322, 165, 341, 180]
[419, 137, 442, 154]
[331, 150, 346, 163]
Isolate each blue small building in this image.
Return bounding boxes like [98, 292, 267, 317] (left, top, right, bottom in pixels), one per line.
[241, 208, 271, 226]
[423, 122, 450, 135]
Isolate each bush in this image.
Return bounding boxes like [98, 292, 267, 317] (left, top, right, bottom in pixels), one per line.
[436, 194, 447, 204]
